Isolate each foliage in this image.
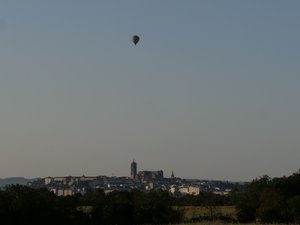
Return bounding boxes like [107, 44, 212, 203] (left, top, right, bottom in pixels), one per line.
[172, 191, 232, 206]
[236, 170, 300, 223]
[0, 186, 180, 225]
[0, 185, 67, 225]
[2, 169, 300, 224]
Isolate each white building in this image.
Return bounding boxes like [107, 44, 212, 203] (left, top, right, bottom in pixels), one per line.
[44, 176, 52, 185]
[178, 185, 200, 195]
[188, 186, 200, 195]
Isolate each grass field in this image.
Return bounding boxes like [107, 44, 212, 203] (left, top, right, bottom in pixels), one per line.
[178, 206, 237, 221]
[174, 223, 288, 225]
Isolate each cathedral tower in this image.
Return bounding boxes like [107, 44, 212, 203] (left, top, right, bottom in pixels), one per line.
[130, 160, 137, 180]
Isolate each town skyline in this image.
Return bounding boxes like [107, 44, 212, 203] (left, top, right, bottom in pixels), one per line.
[24, 159, 241, 197]
[1, 158, 298, 183]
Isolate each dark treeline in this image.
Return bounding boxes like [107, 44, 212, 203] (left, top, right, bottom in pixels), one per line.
[1, 170, 300, 224]
[0, 186, 181, 225]
[236, 170, 300, 223]
[172, 191, 235, 206]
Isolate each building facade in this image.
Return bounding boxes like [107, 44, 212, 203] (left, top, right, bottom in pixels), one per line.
[137, 170, 163, 182]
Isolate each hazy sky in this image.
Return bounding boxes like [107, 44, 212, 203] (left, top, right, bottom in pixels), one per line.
[0, 1, 299, 181]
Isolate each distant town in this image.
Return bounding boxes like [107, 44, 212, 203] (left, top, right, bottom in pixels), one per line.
[22, 160, 244, 196]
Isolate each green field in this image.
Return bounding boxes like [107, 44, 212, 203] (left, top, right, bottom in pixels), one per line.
[178, 206, 236, 222]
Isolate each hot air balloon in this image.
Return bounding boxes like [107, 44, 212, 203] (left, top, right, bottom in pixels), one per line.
[132, 35, 140, 45]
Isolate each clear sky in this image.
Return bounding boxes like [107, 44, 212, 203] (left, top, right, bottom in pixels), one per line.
[0, 1, 299, 181]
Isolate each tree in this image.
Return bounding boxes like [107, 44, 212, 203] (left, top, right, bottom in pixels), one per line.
[256, 188, 283, 223]
[288, 195, 300, 223]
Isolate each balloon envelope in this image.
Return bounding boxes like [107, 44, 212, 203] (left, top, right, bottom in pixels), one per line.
[132, 35, 140, 45]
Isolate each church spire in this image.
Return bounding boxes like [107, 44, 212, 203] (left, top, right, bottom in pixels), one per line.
[171, 170, 175, 179]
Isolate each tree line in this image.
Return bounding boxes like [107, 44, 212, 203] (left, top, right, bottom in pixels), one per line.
[0, 186, 181, 225]
[235, 170, 300, 223]
[1, 170, 299, 224]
